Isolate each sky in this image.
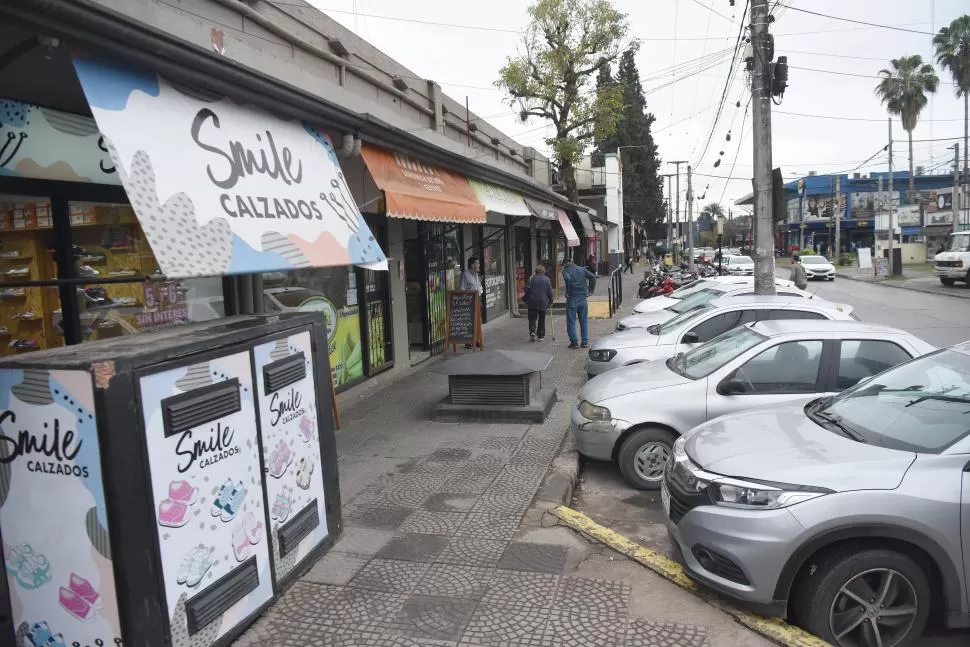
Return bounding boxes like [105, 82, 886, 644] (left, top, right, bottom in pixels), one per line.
[308, 0, 968, 214]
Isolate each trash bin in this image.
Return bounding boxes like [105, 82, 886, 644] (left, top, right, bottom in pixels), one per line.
[0, 312, 340, 647]
[597, 261, 610, 276]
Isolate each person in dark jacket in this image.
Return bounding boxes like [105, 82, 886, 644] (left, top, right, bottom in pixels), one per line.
[561, 258, 597, 348]
[524, 265, 554, 341]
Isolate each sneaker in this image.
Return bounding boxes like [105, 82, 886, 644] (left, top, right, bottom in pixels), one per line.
[299, 415, 314, 443]
[69, 573, 103, 609]
[295, 457, 314, 490]
[9, 339, 38, 350]
[537, 338, 544, 342]
[7, 544, 51, 590]
[78, 265, 99, 277]
[0, 288, 25, 299]
[11, 311, 37, 320]
[271, 489, 293, 522]
[0, 326, 7, 335]
[108, 269, 137, 276]
[158, 499, 190, 528]
[176, 544, 213, 588]
[242, 512, 263, 545]
[58, 586, 96, 622]
[210, 479, 234, 517]
[221, 481, 247, 522]
[581, 342, 589, 348]
[5, 267, 29, 276]
[25, 621, 53, 647]
[568, 343, 579, 349]
[232, 522, 252, 562]
[268, 440, 294, 478]
[0, 250, 20, 258]
[169, 479, 198, 505]
[529, 333, 536, 342]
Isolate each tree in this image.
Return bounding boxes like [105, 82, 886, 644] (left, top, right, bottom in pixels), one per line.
[875, 55, 940, 201]
[933, 15, 970, 193]
[497, 0, 634, 202]
[697, 202, 724, 233]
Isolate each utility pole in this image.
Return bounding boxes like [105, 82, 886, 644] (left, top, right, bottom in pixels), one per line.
[888, 118, 895, 275]
[663, 173, 675, 252]
[750, 0, 775, 294]
[952, 143, 960, 232]
[668, 161, 687, 260]
[687, 165, 695, 271]
[834, 176, 841, 259]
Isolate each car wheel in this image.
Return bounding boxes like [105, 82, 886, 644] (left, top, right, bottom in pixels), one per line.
[792, 547, 931, 647]
[940, 277, 955, 287]
[616, 427, 676, 490]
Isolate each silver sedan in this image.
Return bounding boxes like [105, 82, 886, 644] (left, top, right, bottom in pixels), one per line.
[573, 320, 935, 489]
[586, 294, 855, 378]
[632, 276, 795, 315]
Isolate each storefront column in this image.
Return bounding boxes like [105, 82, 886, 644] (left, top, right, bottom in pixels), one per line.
[387, 219, 411, 367]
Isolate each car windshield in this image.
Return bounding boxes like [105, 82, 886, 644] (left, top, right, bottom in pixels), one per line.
[669, 326, 767, 379]
[654, 305, 712, 335]
[946, 233, 970, 253]
[668, 288, 723, 314]
[668, 281, 711, 300]
[801, 256, 827, 265]
[730, 256, 753, 264]
[817, 349, 970, 453]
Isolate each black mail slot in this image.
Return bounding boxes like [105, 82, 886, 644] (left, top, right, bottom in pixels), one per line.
[263, 352, 306, 394]
[161, 379, 241, 438]
[278, 499, 319, 557]
[185, 555, 259, 635]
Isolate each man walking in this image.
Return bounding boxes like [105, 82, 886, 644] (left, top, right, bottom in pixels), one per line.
[562, 257, 596, 349]
[524, 265, 553, 342]
[623, 252, 634, 273]
[790, 253, 808, 290]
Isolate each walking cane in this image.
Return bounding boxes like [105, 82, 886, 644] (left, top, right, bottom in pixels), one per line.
[549, 305, 556, 342]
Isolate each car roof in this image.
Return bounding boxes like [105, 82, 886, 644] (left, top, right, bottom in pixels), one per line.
[710, 294, 837, 308]
[949, 340, 970, 355]
[749, 320, 918, 338]
[706, 276, 793, 286]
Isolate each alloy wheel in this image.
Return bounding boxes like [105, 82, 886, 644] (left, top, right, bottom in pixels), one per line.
[632, 442, 670, 482]
[828, 568, 919, 647]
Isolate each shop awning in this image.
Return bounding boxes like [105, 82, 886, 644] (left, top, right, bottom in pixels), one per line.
[360, 145, 486, 224]
[557, 209, 580, 247]
[71, 56, 387, 278]
[468, 178, 531, 217]
[575, 209, 595, 235]
[524, 196, 558, 221]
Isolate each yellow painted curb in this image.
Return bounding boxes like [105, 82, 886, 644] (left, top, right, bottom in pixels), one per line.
[587, 300, 612, 319]
[551, 505, 833, 647]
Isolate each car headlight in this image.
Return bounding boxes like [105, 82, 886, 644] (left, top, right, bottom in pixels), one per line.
[578, 400, 611, 421]
[588, 349, 617, 362]
[707, 479, 830, 510]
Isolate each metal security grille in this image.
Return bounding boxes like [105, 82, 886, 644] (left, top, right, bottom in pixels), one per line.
[424, 222, 463, 357]
[449, 375, 529, 406]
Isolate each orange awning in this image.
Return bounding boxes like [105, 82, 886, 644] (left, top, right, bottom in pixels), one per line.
[360, 145, 486, 224]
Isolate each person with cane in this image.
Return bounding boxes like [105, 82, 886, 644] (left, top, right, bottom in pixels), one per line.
[524, 265, 553, 342]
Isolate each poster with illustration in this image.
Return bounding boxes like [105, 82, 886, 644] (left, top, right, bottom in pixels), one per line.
[0, 368, 122, 647]
[138, 351, 272, 647]
[252, 332, 329, 582]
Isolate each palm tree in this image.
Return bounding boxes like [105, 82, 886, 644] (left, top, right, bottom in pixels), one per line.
[875, 55, 940, 201]
[703, 202, 725, 218]
[934, 15, 970, 200]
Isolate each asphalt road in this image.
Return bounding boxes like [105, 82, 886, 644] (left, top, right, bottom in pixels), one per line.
[574, 276, 970, 646]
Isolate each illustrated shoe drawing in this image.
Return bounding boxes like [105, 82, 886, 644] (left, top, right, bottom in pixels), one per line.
[242, 512, 263, 544]
[221, 482, 247, 522]
[232, 522, 252, 562]
[176, 544, 213, 588]
[210, 479, 233, 517]
[169, 480, 198, 505]
[6, 544, 50, 589]
[69, 573, 103, 610]
[46, 633, 68, 647]
[299, 415, 314, 442]
[268, 440, 294, 478]
[59, 586, 96, 622]
[295, 457, 314, 490]
[25, 621, 52, 647]
[158, 499, 190, 528]
[271, 489, 293, 522]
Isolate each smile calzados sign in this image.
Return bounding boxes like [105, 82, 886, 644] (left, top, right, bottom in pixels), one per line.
[71, 56, 387, 279]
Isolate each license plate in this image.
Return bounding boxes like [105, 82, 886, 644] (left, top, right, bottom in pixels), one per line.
[660, 481, 671, 516]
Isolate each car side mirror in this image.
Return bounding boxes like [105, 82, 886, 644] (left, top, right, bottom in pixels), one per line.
[718, 378, 747, 395]
[682, 331, 700, 344]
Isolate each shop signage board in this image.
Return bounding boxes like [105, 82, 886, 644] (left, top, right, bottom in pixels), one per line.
[138, 350, 274, 645]
[70, 56, 387, 280]
[252, 332, 329, 585]
[445, 290, 482, 351]
[0, 369, 122, 647]
[874, 256, 890, 278]
[0, 99, 119, 185]
[468, 179, 531, 217]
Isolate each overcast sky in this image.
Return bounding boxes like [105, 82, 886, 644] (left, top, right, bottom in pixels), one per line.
[310, 0, 967, 212]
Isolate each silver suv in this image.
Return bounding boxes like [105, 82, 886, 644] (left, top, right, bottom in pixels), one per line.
[663, 342, 970, 646]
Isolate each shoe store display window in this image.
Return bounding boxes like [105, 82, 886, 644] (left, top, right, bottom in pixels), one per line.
[0, 195, 226, 358]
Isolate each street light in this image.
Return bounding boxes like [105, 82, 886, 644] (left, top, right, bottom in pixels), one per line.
[716, 215, 725, 274]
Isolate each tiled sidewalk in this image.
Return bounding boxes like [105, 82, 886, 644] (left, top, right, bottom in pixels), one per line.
[233, 269, 763, 647]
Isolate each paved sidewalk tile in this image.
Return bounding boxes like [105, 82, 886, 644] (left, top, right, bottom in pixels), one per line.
[232, 269, 761, 647]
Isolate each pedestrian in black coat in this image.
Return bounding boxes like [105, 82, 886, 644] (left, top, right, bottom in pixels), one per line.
[524, 265, 554, 341]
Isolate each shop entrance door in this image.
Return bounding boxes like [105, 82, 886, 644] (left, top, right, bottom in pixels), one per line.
[403, 238, 427, 354]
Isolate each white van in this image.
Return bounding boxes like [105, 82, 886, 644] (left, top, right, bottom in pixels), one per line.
[934, 231, 970, 287]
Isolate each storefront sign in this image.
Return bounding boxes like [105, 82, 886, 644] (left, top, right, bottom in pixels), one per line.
[71, 56, 387, 279]
[0, 99, 119, 184]
[524, 197, 558, 221]
[0, 369, 123, 647]
[468, 179, 531, 217]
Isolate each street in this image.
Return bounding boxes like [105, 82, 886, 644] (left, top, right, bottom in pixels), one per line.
[574, 275, 970, 646]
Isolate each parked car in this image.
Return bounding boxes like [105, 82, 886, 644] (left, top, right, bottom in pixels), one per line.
[799, 254, 836, 281]
[724, 255, 754, 275]
[575, 321, 933, 489]
[632, 276, 796, 315]
[663, 341, 970, 646]
[617, 284, 817, 332]
[934, 230, 970, 286]
[586, 295, 855, 378]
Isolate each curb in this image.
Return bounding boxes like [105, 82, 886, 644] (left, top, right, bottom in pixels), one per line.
[550, 505, 833, 647]
[834, 271, 970, 300]
[535, 433, 581, 506]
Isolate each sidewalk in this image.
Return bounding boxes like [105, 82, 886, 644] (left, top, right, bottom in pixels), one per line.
[233, 268, 769, 647]
[833, 265, 970, 299]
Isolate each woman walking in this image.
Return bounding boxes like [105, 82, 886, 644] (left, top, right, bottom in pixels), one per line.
[524, 265, 554, 342]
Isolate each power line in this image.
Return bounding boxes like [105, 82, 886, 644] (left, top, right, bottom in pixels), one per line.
[790, 64, 956, 85]
[687, 0, 738, 24]
[720, 98, 752, 203]
[775, 110, 962, 123]
[783, 6, 937, 36]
